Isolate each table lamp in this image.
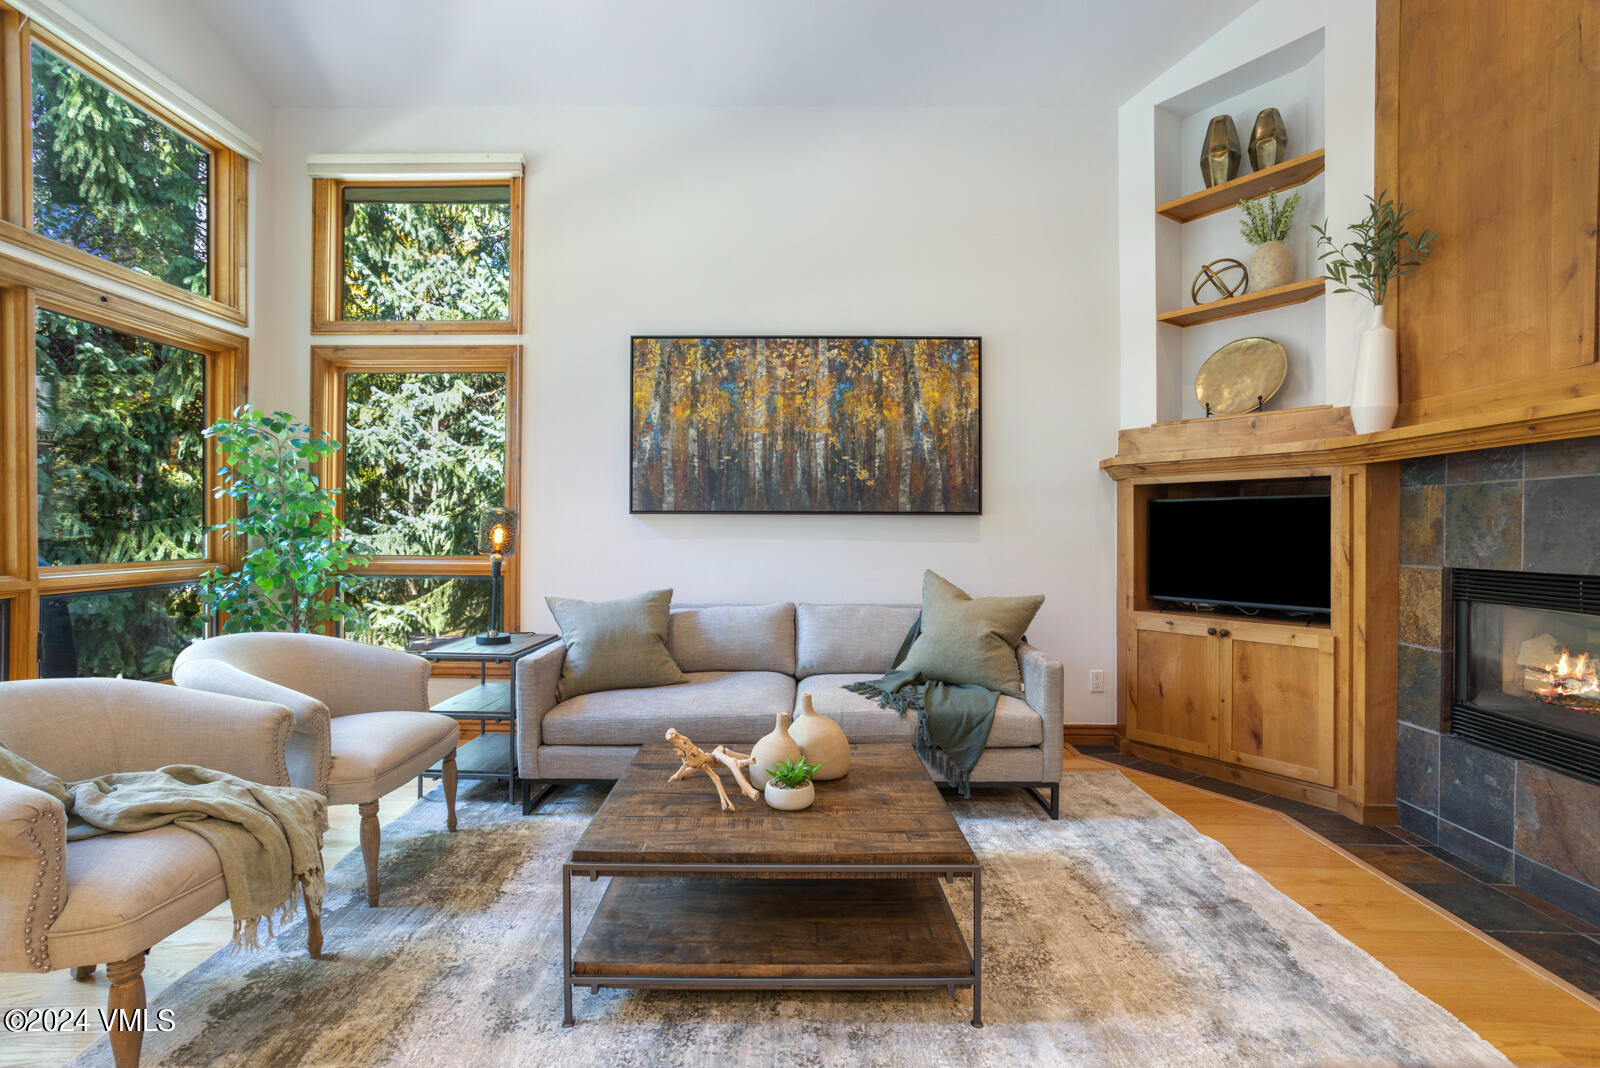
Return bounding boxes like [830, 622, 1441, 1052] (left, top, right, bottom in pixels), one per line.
[477, 508, 518, 645]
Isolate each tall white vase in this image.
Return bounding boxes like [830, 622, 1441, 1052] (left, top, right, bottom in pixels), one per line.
[1351, 303, 1398, 435]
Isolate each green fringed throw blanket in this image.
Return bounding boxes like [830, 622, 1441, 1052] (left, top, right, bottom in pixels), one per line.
[844, 614, 998, 796]
[0, 746, 327, 951]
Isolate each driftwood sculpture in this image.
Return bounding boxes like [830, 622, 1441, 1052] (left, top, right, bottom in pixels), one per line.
[665, 728, 760, 811]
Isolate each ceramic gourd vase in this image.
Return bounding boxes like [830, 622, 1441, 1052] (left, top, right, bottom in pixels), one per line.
[1248, 240, 1292, 291]
[788, 694, 850, 780]
[1351, 303, 1399, 435]
[749, 710, 803, 788]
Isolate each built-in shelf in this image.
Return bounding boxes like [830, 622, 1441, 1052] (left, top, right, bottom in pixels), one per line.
[1157, 277, 1325, 328]
[1156, 148, 1327, 223]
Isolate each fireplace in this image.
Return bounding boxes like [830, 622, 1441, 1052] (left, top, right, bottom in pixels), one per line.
[1448, 568, 1600, 784]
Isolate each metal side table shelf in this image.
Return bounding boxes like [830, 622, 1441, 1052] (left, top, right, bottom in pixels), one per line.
[411, 632, 557, 803]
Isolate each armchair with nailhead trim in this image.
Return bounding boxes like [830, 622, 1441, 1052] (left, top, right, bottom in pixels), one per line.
[0, 678, 312, 1068]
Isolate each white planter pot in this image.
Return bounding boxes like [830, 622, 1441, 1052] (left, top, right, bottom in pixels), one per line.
[764, 781, 815, 811]
[1247, 240, 1293, 291]
[1351, 303, 1399, 434]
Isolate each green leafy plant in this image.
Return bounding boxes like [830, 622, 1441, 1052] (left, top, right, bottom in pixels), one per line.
[1312, 191, 1438, 306]
[200, 407, 371, 634]
[766, 757, 822, 789]
[1238, 189, 1300, 245]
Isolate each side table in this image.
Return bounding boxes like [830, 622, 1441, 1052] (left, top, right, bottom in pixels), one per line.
[411, 632, 557, 803]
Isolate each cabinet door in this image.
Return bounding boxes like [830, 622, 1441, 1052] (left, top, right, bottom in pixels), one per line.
[1127, 617, 1218, 757]
[1384, 0, 1600, 415]
[1219, 624, 1335, 786]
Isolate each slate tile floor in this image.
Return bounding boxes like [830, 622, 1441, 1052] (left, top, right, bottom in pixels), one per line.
[1076, 746, 1600, 997]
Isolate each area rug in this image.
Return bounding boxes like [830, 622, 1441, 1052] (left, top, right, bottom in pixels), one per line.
[69, 772, 1509, 1067]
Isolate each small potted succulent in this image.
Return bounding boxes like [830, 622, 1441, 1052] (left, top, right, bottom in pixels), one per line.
[763, 757, 822, 811]
[1238, 188, 1300, 291]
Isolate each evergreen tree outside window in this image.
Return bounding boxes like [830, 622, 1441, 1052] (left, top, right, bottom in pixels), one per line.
[311, 348, 519, 651]
[30, 43, 212, 295]
[341, 185, 512, 322]
[35, 309, 207, 566]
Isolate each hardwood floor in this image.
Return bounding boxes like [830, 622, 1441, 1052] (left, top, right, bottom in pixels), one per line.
[4, 759, 1599, 1066]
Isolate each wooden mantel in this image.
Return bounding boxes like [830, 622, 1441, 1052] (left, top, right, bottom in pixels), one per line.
[1101, 396, 1600, 480]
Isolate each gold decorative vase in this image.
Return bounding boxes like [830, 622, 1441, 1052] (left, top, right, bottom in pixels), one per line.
[1248, 107, 1288, 170]
[788, 694, 850, 780]
[1200, 115, 1240, 187]
[749, 710, 803, 787]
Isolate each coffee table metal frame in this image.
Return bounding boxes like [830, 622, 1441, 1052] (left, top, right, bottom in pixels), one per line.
[560, 857, 982, 1027]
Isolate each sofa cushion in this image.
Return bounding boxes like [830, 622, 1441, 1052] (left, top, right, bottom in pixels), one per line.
[541, 671, 797, 747]
[899, 571, 1042, 698]
[668, 603, 797, 675]
[546, 588, 688, 701]
[795, 603, 920, 678]
[796, 675, 1043, 748]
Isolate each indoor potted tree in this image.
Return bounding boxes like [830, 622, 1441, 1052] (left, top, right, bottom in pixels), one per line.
[1313, 192, 1438, 435]
[763, 756, 822, 811]
[1238, 188, 1299, 292]
[200, 406, 371, 634]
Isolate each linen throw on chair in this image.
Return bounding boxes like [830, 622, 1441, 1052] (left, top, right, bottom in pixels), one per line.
[0, 746, 328, 950]
[845, 614, 998, 795]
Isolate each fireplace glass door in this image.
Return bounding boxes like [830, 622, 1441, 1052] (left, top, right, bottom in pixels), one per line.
[1450, 568, 1600, 782]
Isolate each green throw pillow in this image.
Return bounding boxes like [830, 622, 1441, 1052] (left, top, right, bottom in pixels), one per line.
[546, 589, 688, 701]
[898, 571, 1043, 698]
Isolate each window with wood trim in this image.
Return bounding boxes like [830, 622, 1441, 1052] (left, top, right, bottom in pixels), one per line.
[311, 178, 522, 333]
[311, 346, 520, 649]
[0, 7, 249, 323]
[0, 263, 247, 681]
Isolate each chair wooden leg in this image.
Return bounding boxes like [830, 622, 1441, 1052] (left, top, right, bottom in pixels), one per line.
[358, 800, 380, 907]
[105, 954, 146, 1068]
[306, 898, 323, 959]
[72, 964, 96, 981]
[443, 750, 458, 832]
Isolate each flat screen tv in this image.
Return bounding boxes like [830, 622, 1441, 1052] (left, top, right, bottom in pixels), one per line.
[1146, 494, 1331, 615]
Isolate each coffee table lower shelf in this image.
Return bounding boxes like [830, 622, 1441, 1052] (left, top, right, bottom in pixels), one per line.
[564, 875, 980, 1025]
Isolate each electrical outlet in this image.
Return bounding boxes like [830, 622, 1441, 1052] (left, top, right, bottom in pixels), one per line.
[1088, 669, 1105, 693]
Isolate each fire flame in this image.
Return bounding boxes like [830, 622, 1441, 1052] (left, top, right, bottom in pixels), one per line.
[1530, 647, 1600, 709]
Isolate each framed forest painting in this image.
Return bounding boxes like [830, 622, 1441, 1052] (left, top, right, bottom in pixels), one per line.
[630, 336, 981, 514]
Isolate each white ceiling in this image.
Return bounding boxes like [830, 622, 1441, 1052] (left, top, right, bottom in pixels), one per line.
[179, 0, 1257, 109]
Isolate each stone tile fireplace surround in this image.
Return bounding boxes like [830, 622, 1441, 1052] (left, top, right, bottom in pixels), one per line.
[1398, 439, 1600, 925]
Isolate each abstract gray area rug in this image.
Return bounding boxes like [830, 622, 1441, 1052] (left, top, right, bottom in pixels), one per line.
[69, 773, 1510, 1067]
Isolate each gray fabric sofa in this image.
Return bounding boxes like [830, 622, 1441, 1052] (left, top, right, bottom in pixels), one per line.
[514, 602, 1064, 817]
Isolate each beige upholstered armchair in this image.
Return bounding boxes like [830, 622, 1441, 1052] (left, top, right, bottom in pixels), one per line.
[0, 678, 312, 1068]
[172, 632, 458, 906]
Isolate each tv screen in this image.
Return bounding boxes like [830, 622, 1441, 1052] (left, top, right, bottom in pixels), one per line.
[1146, 494, 1331, 614]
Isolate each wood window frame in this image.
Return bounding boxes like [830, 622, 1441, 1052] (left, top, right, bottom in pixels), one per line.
[310, 345, 522, 663]
[310, 177, 522, 334]
[0, 11, 248, 324]
[0, 247, 248, 678]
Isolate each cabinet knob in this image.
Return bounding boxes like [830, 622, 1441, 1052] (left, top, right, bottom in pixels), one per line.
[1219, 628, 1231, 638]
[1206, 627, 1218, 636]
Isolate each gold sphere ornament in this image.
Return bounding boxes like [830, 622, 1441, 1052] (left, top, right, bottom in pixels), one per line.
[1191, 258, 1248, 305]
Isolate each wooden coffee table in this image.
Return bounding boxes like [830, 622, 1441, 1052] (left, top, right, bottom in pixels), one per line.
[561, 743, 982, 1026]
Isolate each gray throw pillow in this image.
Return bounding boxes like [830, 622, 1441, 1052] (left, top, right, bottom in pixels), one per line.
[546, 589, 688, 701]
[898, 571, 1043, 698]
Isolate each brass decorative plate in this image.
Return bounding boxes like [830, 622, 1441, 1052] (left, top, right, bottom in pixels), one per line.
[1195, 337, 1287, 415]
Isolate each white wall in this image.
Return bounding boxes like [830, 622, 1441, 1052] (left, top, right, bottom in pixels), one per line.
[1118, 0, 1376, 428]
[256, 104, 1124, 724]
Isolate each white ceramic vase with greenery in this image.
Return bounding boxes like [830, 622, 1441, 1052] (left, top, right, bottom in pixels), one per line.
[763, 757, 820, 812]
[1239, 189, 1299, 292]
[1314, 192, 1438, 435]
